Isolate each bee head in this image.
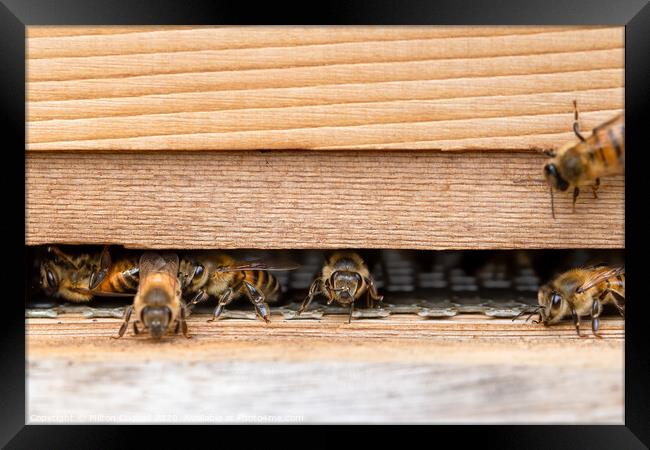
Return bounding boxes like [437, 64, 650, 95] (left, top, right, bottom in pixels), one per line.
[179, 259, 207, 291]
[537, 284, 565, 324]
[543, 163, 570, 191]
[327, 271, 362, 305]
[141, 305, 172, 338]
[40, 261, 93, 302]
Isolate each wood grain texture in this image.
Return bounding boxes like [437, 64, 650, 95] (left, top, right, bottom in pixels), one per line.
[26, 314, 624, 424]
[26, 26, 624, 151]
[25, 151, 624, 249]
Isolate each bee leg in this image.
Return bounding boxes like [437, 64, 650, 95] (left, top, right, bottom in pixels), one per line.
[242, 281, 271, 323]
[255, 302, 271, 323]
[133, 321, 140, 335]
[572, 99, 587, 142]
[188, 290, 208, 307]
[89, 245, 112, 290]
[208, 288, 234, 322]
[48, 246, 81, 270]
[112, 305, 133, 339]
[592, 178, 600, 199]
[601, 289, 625, 317]
[610, 290, 625, 316]
[572, 187, 580, 213]
[591, 298, 603, 338]
[180, 303, 191, 338]
[571, 307, 582, 337]
[348, 302, 354, 324]
[365, 276, 383, 306]
[614, 303, 625, 317]
[122, 266, 140, 285]
[298, 279, 322, 315]
[174, 321, 180, 334]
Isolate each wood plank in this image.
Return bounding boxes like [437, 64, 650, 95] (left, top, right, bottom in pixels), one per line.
[26, 26, 624, 151]
[26, 313, 625, 341]
[26, 314, 624, 424]
[25, 151, 624, 249]
[26, 26, 595, 54]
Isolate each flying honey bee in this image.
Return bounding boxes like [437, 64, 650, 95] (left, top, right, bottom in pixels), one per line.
[113, 251, 189, 339]
[179, 252, 299, 323]
[514, 265, 624, 337]
[297, 251, 383, 323]
[543, 101, 624, 218]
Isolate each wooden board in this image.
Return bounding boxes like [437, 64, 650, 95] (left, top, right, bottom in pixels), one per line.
[26, 313, 624, 424]
[26, 26, 624, 151]
[25, 151, 624, 249]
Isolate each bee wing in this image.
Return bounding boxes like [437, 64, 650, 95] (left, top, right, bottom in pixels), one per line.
[212, 258, 300, 273]
[139, 252, 180, 277]
[576, 266, 625, 293]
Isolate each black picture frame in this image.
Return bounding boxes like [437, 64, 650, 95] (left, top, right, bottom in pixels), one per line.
[2, 0, 648, 447]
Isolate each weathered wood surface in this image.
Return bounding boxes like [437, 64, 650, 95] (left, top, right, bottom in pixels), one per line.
[25, 151, 624, 249]
[26, 26, 624, 151]
[26, 314, 624, 424]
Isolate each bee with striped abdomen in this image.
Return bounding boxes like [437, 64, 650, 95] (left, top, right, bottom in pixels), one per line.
[297, 251, 383, 323]
[39, 246, 136, 302]
[514, 265, 624, 337]
[88, 246, 140, 295]
[179, 252, 298, 323]
[114, 251, 189, 339]
[543, 101, 624, 218]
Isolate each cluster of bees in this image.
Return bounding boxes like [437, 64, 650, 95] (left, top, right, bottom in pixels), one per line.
[39, 245, 625, 339]
[39, 247, 382, 338]
[36, 102, 625, 339]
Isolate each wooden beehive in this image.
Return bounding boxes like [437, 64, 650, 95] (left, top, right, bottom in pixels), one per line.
[25, 25, 624, 249]
[25, 26, 625, 424]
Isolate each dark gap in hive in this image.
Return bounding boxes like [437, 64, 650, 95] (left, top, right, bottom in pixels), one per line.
[25, 246, 624, 320]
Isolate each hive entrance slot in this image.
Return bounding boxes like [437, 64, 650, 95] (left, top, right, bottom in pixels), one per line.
[27, 246, 624, 322]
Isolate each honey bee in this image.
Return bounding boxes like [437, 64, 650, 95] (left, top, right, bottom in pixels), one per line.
[515, 265, 624, 337]
[39, 246, 100, 302]
[39, 246, 141, 302]
[88, 246, 140, 295]
[543, 101, 624, 218]
[297, 251, 383, 323]
[114, 251, 189, 339]
[179, 252, 298, 323]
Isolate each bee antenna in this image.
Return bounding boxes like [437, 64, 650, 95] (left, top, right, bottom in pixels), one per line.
[512, 305, 544, 322]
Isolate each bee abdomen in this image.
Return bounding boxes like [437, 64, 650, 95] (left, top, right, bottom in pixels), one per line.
[589, 117, 625, 173]
[110, 275, 130, 293]
[267, 272, 281, 301]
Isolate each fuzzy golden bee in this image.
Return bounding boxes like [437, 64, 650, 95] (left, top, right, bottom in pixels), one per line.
[40, 246, 141, 302]
[515, 265, 624, 337]
[114, 251, 189, 339]
[179, 252, 298, 323]
[297, 251, 383, 323]
[543, 101, 624, 218]
[39, 246, 101, 302]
